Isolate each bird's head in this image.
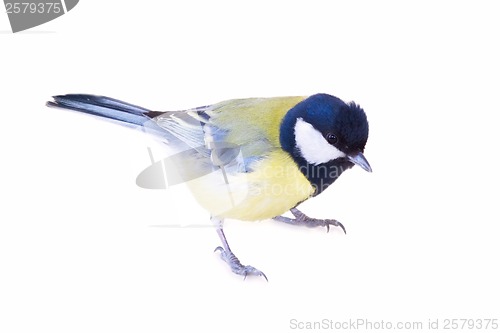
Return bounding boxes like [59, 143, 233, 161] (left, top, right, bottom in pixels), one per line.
[280, 93, 371, 175]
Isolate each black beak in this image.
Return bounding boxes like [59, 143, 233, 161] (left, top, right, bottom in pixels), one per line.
[347, 152, 372, 172]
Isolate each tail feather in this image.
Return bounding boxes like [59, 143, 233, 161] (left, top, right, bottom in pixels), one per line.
[47, 94, 162, 127]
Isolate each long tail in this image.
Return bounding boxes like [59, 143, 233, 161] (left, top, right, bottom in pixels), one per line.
[47, 94, 165, 127]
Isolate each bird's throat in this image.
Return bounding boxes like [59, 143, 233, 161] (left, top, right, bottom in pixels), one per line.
[293, 156, 353, 196]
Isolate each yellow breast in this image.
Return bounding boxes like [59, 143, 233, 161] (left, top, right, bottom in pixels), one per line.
[186, 150, 314, 221]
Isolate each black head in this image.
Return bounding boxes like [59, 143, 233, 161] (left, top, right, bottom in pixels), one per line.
[280, 93, 370, 194]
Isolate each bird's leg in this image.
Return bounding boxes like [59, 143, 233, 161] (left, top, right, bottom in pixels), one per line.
[212, 218, 267, 281]
[273, 208, 346, 234]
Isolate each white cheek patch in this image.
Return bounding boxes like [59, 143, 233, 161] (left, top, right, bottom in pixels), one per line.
[294, 118, 346, 165]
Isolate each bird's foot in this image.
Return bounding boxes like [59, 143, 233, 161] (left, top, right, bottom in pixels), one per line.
[214, 246, 268, 281]
[274, 208, 346, 234]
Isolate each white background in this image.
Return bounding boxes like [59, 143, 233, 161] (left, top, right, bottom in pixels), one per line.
[1, 1, 499, 332]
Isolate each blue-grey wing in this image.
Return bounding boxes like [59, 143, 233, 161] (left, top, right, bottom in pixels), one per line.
[138, 106, 262, 188]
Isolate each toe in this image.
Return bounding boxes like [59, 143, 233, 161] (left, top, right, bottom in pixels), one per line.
[243, 266, 268, 281]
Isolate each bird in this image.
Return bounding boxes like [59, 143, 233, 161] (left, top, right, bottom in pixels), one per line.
[47, 93, 371, 280]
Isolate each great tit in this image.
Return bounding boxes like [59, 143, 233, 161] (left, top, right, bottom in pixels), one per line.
[47, 93, 371, 280]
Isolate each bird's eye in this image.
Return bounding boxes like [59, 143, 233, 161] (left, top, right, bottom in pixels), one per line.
[325, 133, 338, 144]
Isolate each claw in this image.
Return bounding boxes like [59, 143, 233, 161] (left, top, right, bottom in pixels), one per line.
[214, 247, 268, 281]
[337, 221, 347, 234]
[276, 208, 347, 234]
[243, 267, 268, 282]
[325, 219, 346, 234]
